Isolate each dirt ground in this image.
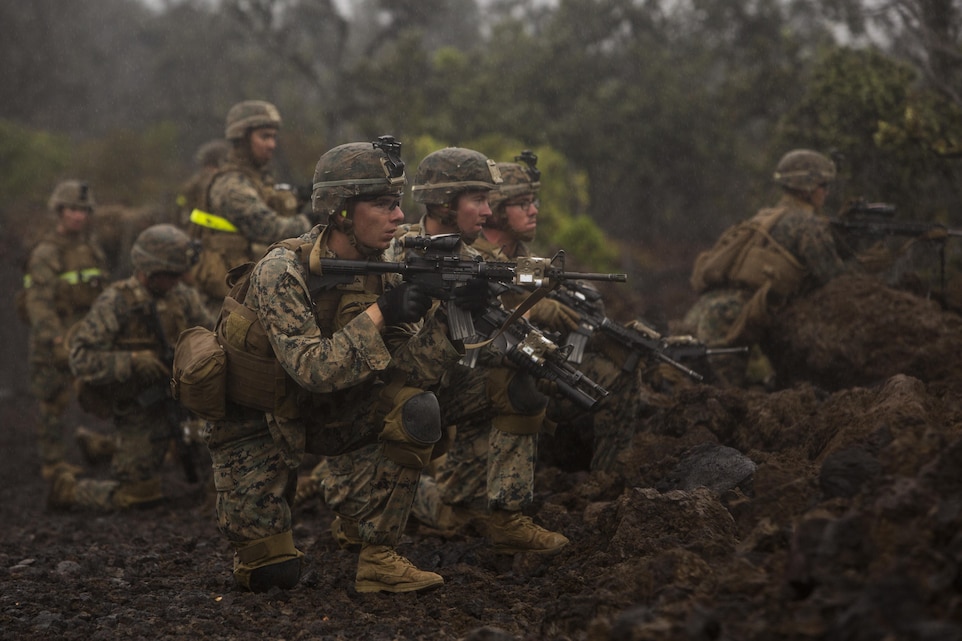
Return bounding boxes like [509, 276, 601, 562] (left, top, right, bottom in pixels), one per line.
[3, 218, 962, 640]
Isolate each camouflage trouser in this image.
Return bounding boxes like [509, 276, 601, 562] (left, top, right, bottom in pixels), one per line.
[207, 409, 296, 546]
[683, 289, 753, 388]
[429, 364, 545, 513]
[297, 386, 434, 546]
[29, 357, 74, 465]
[72, 401, 172, 510]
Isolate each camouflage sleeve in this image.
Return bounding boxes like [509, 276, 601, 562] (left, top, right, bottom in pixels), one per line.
[171, 282, 216, 330]
[249, 254, 393, 394]
[68, 287, 136, 384]
[390, 308, 464, 387]
[24, 242, 65, 344]
[783, 212, 848, 286]
[210, 172, 310, 244]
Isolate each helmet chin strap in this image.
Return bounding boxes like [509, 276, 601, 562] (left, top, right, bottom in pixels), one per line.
[350, 232, 384, 258]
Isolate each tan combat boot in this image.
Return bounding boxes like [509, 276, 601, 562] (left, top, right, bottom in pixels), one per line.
[47, 468, 77, 510]
[355, 544, 444, 593]
[75, 426, 117, 466]
[485, 510, 569, 555]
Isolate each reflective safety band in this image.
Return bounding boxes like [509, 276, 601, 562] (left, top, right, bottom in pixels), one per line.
[190, 209, 238, 233]
[59, 268, 105, 285]
[23, 268, 105, 288]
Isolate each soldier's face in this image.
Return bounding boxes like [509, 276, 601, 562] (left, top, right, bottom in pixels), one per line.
[60, 206, 91, 234]
[249, 128, 278, 166]
[352, 196, 404, 250]
[455, 191, 491, 242]
[143, 271, 183, 297]
[503, 195, 539, 240]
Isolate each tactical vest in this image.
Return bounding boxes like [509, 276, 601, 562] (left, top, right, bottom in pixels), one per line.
[190, 162, 299, 300]
[20, 233, 108, 326]
[217, 235, 388, 418]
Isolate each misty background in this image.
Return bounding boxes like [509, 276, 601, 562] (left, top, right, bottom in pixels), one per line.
[1, 0, 960, 313]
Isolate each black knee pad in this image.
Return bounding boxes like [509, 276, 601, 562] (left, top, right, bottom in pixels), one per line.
[400, 391, 442, 445]
[507, 372, 549, 414]
[248, 557, 302, 593]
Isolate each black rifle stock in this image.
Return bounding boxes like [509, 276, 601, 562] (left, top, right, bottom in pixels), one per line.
[315, 234, 627, 341]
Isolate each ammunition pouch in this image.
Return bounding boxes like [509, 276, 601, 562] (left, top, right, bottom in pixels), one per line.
[219, 296, 299, 419]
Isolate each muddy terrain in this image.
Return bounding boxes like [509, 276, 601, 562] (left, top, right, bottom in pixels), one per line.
[2, 221, 962, 640]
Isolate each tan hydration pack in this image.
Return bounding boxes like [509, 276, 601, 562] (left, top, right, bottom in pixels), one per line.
[690, 207, 807, 342]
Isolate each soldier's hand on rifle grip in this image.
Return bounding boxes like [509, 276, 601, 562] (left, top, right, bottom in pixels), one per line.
[451, 277, 491, 314]
[130, 350, 169, 383]
[377, 282, 433, 326]
[529, 298, 581, 333]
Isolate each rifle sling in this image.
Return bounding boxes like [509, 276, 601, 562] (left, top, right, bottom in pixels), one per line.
[462, 285, 553, 351]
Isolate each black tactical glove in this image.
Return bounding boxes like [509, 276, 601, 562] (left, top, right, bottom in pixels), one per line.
[377, 282, 433, 326]
[451, 277, 492, 313]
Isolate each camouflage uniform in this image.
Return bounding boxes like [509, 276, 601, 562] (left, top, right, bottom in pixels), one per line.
[23, 181, 109, 475]
[208, 139, 461, 593]
[61, 226, 213, 510]
[189, 101, 309, 307]
[472, 159, 668, 473]
[684, 159, 850, 387]
[175, 139, 229, 229]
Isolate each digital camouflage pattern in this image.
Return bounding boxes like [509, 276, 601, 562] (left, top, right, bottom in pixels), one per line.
[684, 192, 851, 386]
[66, 276, 213, 510]
[388, 216, 546, 521]
[224, 100, 282, 140]
[191, 146, 309, 303]
[207, 225, 461, 564]
[25, 228, 108, 467]
[773, 149, 836, 192]
[411, 147, 501, 206]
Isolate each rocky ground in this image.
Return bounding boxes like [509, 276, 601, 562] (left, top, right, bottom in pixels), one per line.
[2, 214, 962, 641]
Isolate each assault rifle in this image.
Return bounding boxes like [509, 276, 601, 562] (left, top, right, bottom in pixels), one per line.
[469, 295, 609, 411]
[315, 234, 628, 341]
[551, 281, 747, 382]
[140, 301, 199, 484]
[830, 198, 962, 296]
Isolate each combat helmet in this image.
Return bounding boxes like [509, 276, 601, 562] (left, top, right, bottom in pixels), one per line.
[225, 100, 282, 140]
[487, 150, 541, 230]
[130, 224, 199, 276]
[48, 180, 95, 214]
[773, 149, 836, 192]
[412, 147, 502, 207]
[311, 136, 406, 255]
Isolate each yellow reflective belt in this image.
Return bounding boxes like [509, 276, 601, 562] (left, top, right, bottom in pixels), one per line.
[59, 268, 105, 285]
[190, 209, 238, 233]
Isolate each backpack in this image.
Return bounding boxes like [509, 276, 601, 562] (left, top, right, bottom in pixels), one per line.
[690, 207, 803, 296]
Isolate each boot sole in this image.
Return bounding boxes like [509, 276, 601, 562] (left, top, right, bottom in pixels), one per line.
[492, 541, 569, 555]
[355, 576, 444, 593]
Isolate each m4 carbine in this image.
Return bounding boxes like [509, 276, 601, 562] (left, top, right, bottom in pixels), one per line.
[551, 281, 747, 382]
[314, 234, 628, 341]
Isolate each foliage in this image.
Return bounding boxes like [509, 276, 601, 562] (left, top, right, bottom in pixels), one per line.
[774, 46, 962, 222]
[0, 120, 71, 213]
